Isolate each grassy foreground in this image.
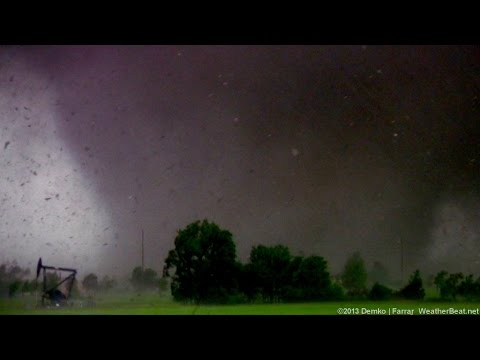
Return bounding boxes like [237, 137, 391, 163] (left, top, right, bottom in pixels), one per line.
[1, 291, 480, 315]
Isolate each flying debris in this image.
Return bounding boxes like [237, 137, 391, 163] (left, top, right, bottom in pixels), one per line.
[4, 141, 10, 150]
[45, 197, 52, 201]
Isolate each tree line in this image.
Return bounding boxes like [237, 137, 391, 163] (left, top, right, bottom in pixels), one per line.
[0, 261, 167, 298]
[3, 219, 480, 303]
[162, 219, 480, 304]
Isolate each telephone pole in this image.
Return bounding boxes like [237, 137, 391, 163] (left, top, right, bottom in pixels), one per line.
[141, 229, 145, 271]
[400, 236, 404, 284]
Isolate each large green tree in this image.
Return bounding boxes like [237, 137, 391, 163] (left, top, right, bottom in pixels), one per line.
[369, 283, 393, 300]
[131, 267, 158, 291]
[163, 219, 239, 303]
[458, 274, 480, 301]
[435, 271, 478, 301]
[399, 270, 425, 300]
[290, 255, 333, 301]
[341, 252, 368, 297]
[247, 245, 292, 302]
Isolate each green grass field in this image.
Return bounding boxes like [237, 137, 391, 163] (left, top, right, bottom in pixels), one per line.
[1, 290, 480, 315]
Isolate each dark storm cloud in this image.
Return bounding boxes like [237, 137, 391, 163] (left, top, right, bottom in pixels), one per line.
[1, 45, 479, 278]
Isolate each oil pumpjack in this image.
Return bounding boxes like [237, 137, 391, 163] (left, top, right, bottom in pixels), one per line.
[36, 258, 77, 306]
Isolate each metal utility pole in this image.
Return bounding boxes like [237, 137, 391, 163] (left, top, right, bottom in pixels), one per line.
[141, 229, 145, 271]
[400, 236, 404, 285]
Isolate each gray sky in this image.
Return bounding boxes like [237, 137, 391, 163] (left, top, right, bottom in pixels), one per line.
[1, 45, 479, 279]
